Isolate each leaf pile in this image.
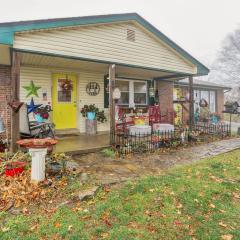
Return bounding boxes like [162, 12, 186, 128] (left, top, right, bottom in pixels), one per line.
[0, 170, 69, 210]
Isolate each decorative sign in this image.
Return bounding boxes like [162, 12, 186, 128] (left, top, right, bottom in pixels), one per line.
[23, 81, 41, 98]
[113, 87, 121, 100]
[86, 82, 100, 96]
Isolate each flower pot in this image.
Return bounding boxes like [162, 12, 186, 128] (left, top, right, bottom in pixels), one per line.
[5, 161, 27, 177]
[87, 112, 96, 120]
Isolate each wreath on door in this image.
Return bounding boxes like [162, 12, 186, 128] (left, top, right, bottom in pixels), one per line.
[59, 79, 73, 91]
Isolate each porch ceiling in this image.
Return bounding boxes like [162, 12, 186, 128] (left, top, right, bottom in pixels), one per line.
[19, 52, 183, 80]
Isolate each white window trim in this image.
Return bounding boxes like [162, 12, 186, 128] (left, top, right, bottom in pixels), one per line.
[116, 78, 148, 107]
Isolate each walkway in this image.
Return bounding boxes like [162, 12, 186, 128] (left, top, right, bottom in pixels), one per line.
[71, 137, 240, 186]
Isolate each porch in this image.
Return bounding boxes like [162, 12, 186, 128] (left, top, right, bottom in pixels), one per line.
[14, 50, 196, 152]
[55, 132, 110, 154]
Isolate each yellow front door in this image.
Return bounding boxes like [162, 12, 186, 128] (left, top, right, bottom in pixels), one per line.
[52, 73, 77, 129]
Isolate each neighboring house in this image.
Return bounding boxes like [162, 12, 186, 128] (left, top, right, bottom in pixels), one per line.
[0, 13, 210, 150]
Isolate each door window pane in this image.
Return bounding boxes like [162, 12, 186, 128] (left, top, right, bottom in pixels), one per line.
[57, 79, 72, 102]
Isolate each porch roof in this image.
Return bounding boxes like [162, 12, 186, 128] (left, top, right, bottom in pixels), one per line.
[18, 51, 189, 80]
[177, 78, 232, 90]
[0, 13, 209, 76]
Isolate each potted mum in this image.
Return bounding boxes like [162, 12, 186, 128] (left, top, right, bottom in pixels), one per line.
[80, 104, 107, 134]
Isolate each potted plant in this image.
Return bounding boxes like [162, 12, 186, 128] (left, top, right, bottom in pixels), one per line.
[80, 104, 107, 134]
[0, 152, 29, 177]
[34, 104, 52, 123]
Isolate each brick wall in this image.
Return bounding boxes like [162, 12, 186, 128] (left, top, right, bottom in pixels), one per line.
[157, 80, 174, 113]
[0, 65, 11, 141]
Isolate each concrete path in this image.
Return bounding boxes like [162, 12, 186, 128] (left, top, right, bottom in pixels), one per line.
[72, 138, 240, 186]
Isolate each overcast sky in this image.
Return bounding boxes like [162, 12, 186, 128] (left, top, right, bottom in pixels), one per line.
[1, 0, 240, 67]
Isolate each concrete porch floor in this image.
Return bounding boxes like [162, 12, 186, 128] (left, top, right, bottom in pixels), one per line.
[54, 133, 110, 154]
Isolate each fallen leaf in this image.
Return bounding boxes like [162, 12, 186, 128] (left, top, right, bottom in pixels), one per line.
[68, 225, 73, 232]
[221, 234, 233, 240]
[233, 192, 240, 199]
[219, 221, 227, 228]
[1, 227, 10, 232]
[209, 203, 215, 209]
[176, 203, 183, 209]
[54, 222, 61, 228]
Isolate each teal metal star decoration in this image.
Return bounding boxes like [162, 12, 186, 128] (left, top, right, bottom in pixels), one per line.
[23, 81, 41, 98]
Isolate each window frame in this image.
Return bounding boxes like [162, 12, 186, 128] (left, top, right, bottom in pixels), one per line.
[115, 78, 148, 106]
[193, 88, 216, 113]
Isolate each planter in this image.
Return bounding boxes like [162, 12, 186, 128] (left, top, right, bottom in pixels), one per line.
[86, 119, 97, 135]
[5, 161, 27, 177]
[87, 112, 96, 120]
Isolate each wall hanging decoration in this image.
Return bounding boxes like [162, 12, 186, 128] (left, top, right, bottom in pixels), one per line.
[59, 77, 73, 91]
[199, 98, 208, 107]
[23, 81, 41, 98]
[27, 98, 42, 114]
[86, 82, 100, 96]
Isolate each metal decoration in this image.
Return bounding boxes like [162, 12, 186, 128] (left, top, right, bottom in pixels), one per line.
[86, 82, 100, 96]
[27, 98, 42, 114]
[23, 81, 41, 98]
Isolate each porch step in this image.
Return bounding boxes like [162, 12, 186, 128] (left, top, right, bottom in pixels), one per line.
[55, 128, 80, 138]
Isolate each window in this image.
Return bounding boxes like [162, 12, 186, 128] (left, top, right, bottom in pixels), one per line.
[116, 79, 148, 106]
[193, 89, 216, 113]
[57, 79, 72, 103]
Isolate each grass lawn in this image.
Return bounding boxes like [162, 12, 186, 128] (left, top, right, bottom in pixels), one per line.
[1, 150, 240, 240]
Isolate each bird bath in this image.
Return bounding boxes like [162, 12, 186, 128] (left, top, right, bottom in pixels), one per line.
[16, 139, 58, 183]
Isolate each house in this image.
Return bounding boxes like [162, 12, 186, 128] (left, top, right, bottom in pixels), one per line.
[0, 13, 210, 151]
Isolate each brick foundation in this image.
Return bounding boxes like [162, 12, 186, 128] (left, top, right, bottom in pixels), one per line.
[0, 65, 11, 141]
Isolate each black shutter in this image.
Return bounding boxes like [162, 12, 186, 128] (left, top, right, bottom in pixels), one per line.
[104, 75, 109, 108]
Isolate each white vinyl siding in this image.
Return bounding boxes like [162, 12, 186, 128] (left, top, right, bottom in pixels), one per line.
[20, 66, 109, 133]
[14, 22, 196, 74]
